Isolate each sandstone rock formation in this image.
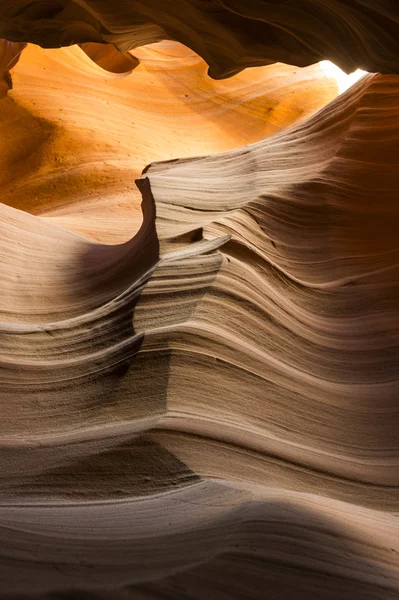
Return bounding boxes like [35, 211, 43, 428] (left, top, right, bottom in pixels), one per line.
[0, 38, 25, 95]
[0, 3, 399, 600]
[1, 1, 399, 76]
[0, 41, 338, 243]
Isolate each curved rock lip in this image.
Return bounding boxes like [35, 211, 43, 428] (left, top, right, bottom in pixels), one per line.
[0, 1, 398, 75]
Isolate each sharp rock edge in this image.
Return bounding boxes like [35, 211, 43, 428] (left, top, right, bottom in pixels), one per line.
[0, 41, 338, 244]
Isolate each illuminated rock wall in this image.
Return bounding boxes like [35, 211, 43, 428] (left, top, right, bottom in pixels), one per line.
[1, 3, 399, 599]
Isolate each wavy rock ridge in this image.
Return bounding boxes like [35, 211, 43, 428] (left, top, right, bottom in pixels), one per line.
[1, 53, 399, 598]
[0, 41, 338, 243]
[2, 1, 399, 76]
[1, 1, 399, 599]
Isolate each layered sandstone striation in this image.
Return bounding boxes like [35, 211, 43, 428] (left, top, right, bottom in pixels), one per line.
[1, 1, 399, 75]
[1, 3, 399, 600]
[0, 41, 338, 242]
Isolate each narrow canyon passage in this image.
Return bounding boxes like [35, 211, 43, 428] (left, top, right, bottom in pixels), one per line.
[0, 2, 398, 599]
[0, 41, 341, 242]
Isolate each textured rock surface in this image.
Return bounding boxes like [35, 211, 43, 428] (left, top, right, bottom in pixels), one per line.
[1, 59, 399, 597]
[0, 41, 338, 243]
[0, 38, 25, 95]
[1, 1, 399, 76]
[1, 3, 399, 600]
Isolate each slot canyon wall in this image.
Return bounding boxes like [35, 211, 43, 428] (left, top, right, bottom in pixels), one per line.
[1, 1, 399, 599]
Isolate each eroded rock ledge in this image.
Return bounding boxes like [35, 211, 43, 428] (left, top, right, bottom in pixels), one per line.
[1, 69, 399, 597]
[1, 1, 399, 76]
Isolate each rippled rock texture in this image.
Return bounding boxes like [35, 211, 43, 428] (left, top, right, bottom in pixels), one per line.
[2, 1, 399, 76]
[1, 3, 399, 600]
[0, 41, 338, 243]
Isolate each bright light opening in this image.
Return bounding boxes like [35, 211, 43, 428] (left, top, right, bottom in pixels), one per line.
[320, 61, 367, 94]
